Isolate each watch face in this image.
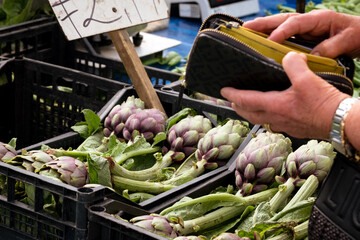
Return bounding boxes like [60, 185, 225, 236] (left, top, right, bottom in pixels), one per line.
[208, 0, 241, 8]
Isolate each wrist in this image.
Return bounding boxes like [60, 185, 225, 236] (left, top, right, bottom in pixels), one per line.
[329, 97, 360, 158]
[322, 94, 348, 140]
[344, 100, 360, 151]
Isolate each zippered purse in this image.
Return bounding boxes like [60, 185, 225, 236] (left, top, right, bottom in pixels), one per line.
[184, 13, 354, 99]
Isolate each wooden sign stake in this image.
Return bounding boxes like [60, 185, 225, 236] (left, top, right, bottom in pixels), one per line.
[108, 29, 165, 113]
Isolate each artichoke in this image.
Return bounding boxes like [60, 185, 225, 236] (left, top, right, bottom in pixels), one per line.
[103, 96, 145, 138]
[193, 92, 232, 108]
[130, 214, 177, 238]
[213, 233, 251, 240]
[162, 119, 249, 186]
[7, 150, 55, 172]
[122, 108, 167, 142]
[7, 151, 88, 188]
[195, 119, 250, 165]
[167, 115, 212, 161]
[285, 140, 336, 183]
[42, 156, 89, 188]
[235, 132, 292, 196]
[174, 236, 207, 240]
[0, 141, 17, 162]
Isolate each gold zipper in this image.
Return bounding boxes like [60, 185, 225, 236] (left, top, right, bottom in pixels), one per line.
[317, 72, 353, 86]
[200, 28, 264, 59]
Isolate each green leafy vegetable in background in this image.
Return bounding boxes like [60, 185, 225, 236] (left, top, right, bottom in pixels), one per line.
[0, 0, 52, 27]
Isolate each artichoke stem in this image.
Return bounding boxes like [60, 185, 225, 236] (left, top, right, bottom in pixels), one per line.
[265, 220, 309, 240]
[110, 151, 174, 181]
[172, 188, 277, 235]
[282, 175, 318, 212]
[162, 159, 207, 186]
[114, 146, 161, 164]
[112, 175, 175, 194]
[52, 149, 94, 159]
[160, 193, 247, 216]
[269, 177, 296, 213]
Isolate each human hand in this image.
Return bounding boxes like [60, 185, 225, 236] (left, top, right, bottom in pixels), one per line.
[243, 9, 360, 58]
[220, 51, 350, 140]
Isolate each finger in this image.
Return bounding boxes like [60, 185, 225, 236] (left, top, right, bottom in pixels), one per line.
[268, 12, 330, 43]
[221, 87, 278, 112]
[311, 28, 360, 58]
[243, 13, 299, 34]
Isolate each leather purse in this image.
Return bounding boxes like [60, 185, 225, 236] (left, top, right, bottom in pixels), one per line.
[184, 13, 354, 99]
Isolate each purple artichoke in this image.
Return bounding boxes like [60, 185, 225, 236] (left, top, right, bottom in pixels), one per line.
[193, 92, 232, 108]
[235, 132, 292, 196]
[174, 236, 207, 240]
[0, 141, 17, 162]
[43, 156, 89, 188]
[103, 96, 145, 138]
[195, 119, 250, 164]
[130, 214, 177, 238]
[122, 108, 167, 142]
[286, 140, 336, 183]
[6, 150, 55, 172]
[167, 115, 212, 161]
[213, 233, 251, 240]
[7, 151, 89, 188]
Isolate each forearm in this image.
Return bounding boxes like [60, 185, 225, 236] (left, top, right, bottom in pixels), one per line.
[344, 100, 360, 151]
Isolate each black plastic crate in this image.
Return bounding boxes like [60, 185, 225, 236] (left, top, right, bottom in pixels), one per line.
[70, 51, 182, 87]
[87, 169, 235, 240]
[0, 18, 182, 87]
[0, 17, 70, 64]
[0, 160, 111, 240]
[0, 57, 129, 149]
[88, 199, 168, 240]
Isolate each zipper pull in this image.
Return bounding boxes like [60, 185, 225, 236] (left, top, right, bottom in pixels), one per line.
[226, 21, 241, 29]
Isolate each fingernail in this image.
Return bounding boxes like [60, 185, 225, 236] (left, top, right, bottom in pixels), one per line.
[312, 51, 320, 56]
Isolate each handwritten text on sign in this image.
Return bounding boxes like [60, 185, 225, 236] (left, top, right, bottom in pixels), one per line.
[49, 0, 169, 41]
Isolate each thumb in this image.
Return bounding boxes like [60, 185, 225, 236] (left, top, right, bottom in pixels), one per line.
[282, 52, 315, 90]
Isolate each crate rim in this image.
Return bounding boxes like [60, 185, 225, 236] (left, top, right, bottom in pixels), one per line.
[15, 57, 130, 87]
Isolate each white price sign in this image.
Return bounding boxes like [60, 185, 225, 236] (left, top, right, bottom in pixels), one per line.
[49, 0, 169, 40]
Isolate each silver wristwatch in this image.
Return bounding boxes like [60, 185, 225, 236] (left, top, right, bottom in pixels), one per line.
[329, 97, 359, 156]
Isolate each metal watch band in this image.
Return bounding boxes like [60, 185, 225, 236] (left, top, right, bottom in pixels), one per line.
[329, 97, 359, 156]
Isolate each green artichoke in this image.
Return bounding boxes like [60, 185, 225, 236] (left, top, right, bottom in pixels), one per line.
[235, 132, 292, 196]
[123, 108, 167, 142]
[167, 115, 212, 161]
[286, 140, 336, 183]
[103, 96, 145, 138]
[195, 119, 250, 165]
[0, 141, 17, 162]
[130, 214, 177, 238]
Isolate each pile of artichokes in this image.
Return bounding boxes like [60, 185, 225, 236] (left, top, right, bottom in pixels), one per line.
[130, 131, 337, 239]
